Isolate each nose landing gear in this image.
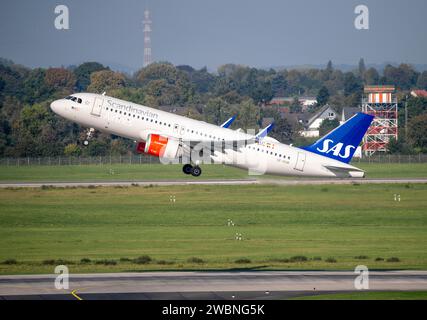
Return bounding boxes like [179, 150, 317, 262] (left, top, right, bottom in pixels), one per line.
[83, 128, 95, 146]
[182, 164, 202, 177]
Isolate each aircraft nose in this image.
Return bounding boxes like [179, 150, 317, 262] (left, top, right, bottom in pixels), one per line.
[50, 100, 61, 113]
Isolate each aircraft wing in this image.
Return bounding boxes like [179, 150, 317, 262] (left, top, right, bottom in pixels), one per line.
[139, 121, 275, 153]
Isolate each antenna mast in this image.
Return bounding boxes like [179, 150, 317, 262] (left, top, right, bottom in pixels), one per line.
[143, 8, 152, 67]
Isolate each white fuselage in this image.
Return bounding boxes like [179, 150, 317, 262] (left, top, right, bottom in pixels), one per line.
[50, 93, 364, 178]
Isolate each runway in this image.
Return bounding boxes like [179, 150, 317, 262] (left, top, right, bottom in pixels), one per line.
[0, 178, 426, 188]
[1, 271, 426, 300]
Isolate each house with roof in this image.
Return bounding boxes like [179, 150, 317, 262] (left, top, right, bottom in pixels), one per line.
[299, 105, 337, 137]
[411, 90, 427, 98]
[267, 96, 317, 111]
[299, 105, 360, 137]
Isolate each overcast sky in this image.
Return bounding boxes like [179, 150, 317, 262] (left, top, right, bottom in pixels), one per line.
[1, 0, 426, 71]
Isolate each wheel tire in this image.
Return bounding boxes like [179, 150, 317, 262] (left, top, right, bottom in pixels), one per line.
[191, 166, 202, 177]
[183, 164, 193, 175]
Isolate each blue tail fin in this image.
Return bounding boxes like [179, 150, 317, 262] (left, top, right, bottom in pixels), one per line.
[301, 112, 374, 164]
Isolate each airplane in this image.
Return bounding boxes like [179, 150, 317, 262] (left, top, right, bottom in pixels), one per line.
[50, 93, 374, 178]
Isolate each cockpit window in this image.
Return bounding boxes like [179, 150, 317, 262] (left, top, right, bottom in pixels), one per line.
[65, 96, 82, 103]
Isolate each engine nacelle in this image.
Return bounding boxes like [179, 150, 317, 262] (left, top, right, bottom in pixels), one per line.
[138, 134, 180, 159]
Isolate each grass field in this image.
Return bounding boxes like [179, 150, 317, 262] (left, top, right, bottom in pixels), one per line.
[0, 183, 426, 274]
[0, 162, 426, 182]
[293, 291, 427, 300]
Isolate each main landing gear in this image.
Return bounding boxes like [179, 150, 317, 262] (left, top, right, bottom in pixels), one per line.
[183, 164, 202, 177]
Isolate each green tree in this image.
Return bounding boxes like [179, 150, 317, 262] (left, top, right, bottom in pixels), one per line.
[261, 108, 293, 143]
[87, 70, 126, 93]
[271, 74, 287, 97]
[22, 68, 52, 104]
[178, 66, 216, 94]
[236, 99, 260, 130]
[74, 62, 107, 91]
[358, 58, 366, 78]
[316, 86, 330, 106]
[11, 103, 64, 156]
[407, 113, 427, 151]
[64, 143, 82, 156]
[0, 63, 28, 99]
[0, 118, 11, 155]
[343, 72, 362, 97]
[387, 137, 412, 154]
[290, 97, 302, 113]
[326, 60, 333, 73]
[45, 68, 76, 90]
[204, 97, 230, 125]
[406, 97, 427, 120]
[109, 87, 145, 105]
[364, 67, 380, 85]
[136, 62, 193, 106]
[319, 118, 340, 136]
[416, 71, 427, 90]
[383, 64, 418, 90]
[110, 139, 131, 155]
[144, 79, 180, 106]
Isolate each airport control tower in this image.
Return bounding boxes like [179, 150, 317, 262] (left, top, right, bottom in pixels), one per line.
[143, 9, 152, 68]
[362, 85, 398, 156]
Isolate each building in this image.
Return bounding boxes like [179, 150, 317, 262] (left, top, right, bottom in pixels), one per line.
[267, 96, 317, 111]
[299, 104, 338, 137]
[411, 90, 427, 98]
[362, 85, 398, 155]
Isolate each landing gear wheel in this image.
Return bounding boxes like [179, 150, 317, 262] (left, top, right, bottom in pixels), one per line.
[183, 164, 193, 175]
[191, 166, 202, 177]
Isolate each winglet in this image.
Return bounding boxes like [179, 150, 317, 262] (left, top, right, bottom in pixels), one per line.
[220, 116, 236, 128]
[256, 123, 275, 140]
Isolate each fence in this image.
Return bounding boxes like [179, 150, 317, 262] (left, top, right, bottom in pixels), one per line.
[352, 154, 427, 164]
[0, 155, 160, 166]
[0, 154, 426, 167]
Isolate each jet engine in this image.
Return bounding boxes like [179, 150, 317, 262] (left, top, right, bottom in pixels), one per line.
[136, 134, 180, 159]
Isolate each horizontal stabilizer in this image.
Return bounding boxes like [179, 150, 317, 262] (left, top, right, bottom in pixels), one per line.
[323, 165, 365, 178]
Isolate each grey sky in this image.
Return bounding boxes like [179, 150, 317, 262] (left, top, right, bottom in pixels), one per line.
[1, 0, 426, 72]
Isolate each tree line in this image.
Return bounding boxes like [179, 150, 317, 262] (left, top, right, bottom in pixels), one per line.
[0, 57, 426, 157]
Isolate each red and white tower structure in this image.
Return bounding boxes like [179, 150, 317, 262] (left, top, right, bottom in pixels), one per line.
[362, 85, 398, 155]
[143, 9, 152, 68]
